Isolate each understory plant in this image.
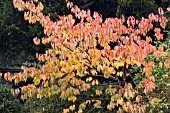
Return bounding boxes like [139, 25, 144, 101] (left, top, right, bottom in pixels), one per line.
[3, 0, 170, 112]
[0, 78, 22, 113]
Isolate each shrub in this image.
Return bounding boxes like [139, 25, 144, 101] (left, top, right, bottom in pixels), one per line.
[0, 78, 22, 113]
[4, 0, 170, 112]
[22, 94, 70, 113]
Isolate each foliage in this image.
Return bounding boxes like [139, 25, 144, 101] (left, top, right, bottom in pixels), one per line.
[0, 0, 68, 67]
[0, 0, 42, 67]
[0, 0, 164, 67]
[0, 78, 22, 113]
[22, 94, 71, 113]
[147, 30, 170, 113]
[4, 0, 170, 112]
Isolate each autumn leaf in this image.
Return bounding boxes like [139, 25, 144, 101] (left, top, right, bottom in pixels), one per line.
[91, 69, 97, 75]
[107, 102, 115, 111]
[92, 79, 99, 86]
[57, 71, 64, 78]
[33, 37, 40, 45]
[95, 80, 99, 85]
[85, 100, 91, 104]
[96, 89, 102, 96]
[91, 80, 96, 86]
[149, 97, 159, 106]
[33, 77, 40, 86]
[94, 100, 102, 108]
[69, 105, 75, 111]
[43, 80, 48, 87]
[68, 95, 77, 102]
[86, 77, 92, 82]
[63, 109, 69, 113]
[79, 102, 86, 110]
[117, 71, 123, 77]
[104, 72, 110, 78]
[136, 95, 142, 103]
[117, 97, 123, 105]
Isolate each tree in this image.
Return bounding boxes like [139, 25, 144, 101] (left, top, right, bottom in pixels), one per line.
[0, 0, 68, 67]
[4, 0, 170, 112]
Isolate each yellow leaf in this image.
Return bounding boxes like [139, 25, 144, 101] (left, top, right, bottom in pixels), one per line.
[68, 96, 77, 103]
[57, 71, 63, 78]
[60, 61, 66, 67]
[107, 104, 112, 111]
[63, 109, 69, 113]
[95, 80, 99, 85]
[117, 97, 123, 105]
[30, 73, 34, 78]
[97, 65, 101, 72]
[48, 91, 51, 97]
[33, 77, 40, 86]
[61, 67, 67, 72]
[43, 80, 48, 87]
[86, 77, 92, 82]
[85, 100, 91, 104]
[126, 64, 129, 69]
[91, 69, 97, 75]
[117, 71, 123, 77]
[120, 62, 124, 67]
[92, 80, 96, 86]
[8, 76, 12, 82]
[136, 95, 142, 103]
[69, 105, 75, 111]
[37, 93, 43, 99]
[126, 57, 131, 64]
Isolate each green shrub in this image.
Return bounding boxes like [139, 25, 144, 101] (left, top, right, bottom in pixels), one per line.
[0, 78, 22, 113]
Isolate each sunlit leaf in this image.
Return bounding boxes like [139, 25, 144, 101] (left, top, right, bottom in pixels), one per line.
[117, 71, 123, 77]
[63, 109, 69, 113]
[69, 105, 75, 111]
[86, 77, 92, 82]
[91, 69, 97, 75]
[68, 95, 77, 103]
[33, 77, 40, 86]
[117, 97, 123, 105]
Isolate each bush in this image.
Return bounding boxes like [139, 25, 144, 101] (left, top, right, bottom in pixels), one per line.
[22, 95, 69, 113]
[0, 78, 22, 113]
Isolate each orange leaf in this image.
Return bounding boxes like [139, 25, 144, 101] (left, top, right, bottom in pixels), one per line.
[96, 89, 102, 96]
[69, 105, 75, 111]
[33, 37, 40, 45]
[68, 95, 77, 103]
[63, 109, 69, 113]
[91, 69, 97, 75]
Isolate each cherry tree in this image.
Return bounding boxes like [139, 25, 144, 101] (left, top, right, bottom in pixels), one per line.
[3, 0, 170, 112]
